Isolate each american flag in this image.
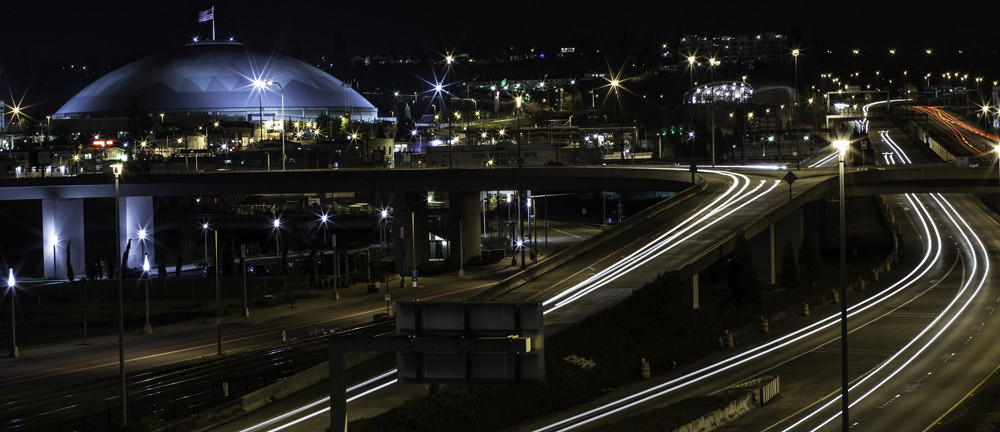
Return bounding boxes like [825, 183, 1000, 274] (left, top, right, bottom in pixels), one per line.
[198, 7, 214, 23]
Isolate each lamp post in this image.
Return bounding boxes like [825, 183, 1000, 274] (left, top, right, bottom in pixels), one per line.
[267, 81, 286, 171]
[48, 228, 57, 279]
[7, 268, 16, 358]
[516, 96, 526, 269]
[793, 49, 801, 169]
[611, 80, 625, 161]
[687, 56, 696, 88]
[111, 163, 126, 427]
[833, 140, 850, 432]
[202, 223, 209, 266]
[214, 228, 221, 355]
[273, 217, 282, 257]
[142, 253, 152, 334]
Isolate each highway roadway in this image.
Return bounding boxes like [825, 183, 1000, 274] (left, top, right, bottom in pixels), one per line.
[16, 105, 998, 432]
[515, 111, 1000, 431]
[214, 165, 846, 431]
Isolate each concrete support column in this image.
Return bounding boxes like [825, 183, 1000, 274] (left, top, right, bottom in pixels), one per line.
[687, 273, 700, 309]
[393, 192, 430, 276]
[41, 199, 85, 280]
[448, 191, 483, 270]
[124, 196, 155, 270]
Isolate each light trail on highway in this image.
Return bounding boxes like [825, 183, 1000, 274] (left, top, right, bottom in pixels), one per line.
[532, 120, 992, 431]
[770, 110, 996, 431]
[230, 168, 786, 431]
[531, 190, 946, 432]
[777, 192, 989, 431]
[908, 105, 993, 160]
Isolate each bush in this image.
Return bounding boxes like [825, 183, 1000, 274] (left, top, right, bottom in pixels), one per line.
[349, 272, 726, 432]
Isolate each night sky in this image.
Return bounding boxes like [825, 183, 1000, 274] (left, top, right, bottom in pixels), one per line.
[7, 1, 996, 62]
[2, 1, 997, 113]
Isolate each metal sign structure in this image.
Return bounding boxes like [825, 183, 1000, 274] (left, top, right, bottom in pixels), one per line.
[394, 301, 544, 384]
[326, 301, 543, 431]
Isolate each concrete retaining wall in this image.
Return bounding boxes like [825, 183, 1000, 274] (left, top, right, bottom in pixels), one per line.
[904, 118, 957, 162]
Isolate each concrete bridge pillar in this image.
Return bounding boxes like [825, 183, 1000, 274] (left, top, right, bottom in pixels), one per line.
[124, 196, 156, 270]
[41, 199, 86, 280]
[748, 208, 804, 286]
[448, 191, 483, 270]
[393, 192, 430, 276]
[685, 273, 700, 309]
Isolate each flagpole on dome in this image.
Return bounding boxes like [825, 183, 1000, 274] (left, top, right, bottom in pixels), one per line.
[198, 7, 215, 41]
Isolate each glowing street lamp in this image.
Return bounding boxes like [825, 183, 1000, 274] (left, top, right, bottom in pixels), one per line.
[202, 222, 210, 266]
[7, 268, 16, 358]
[793, 49, 801, 168]
[253, 79, 286, 170]
[515, 95, 526, 269]
[610, 79, 625, 161]
[142, 253, 152, 334]
[832, 139, 851, 431]
[272, 217, 282, 256]
[687, 56, 697, 88]
[111, 162, 126, 427]
[48, 228, 58, 279]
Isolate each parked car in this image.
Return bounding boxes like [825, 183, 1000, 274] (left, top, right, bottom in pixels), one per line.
[247, 264, 271, 277]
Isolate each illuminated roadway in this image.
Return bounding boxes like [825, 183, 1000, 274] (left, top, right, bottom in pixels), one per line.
[218, 110, 1000, 431]
[216, 109, 1000, 431]
[516, 113, 1000, 431]
[11, 106, 1000, 430]
[216, 166, 840, 431]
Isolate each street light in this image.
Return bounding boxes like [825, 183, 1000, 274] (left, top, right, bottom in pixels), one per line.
[272, 217, 282, 257]
[201, 223, 223, 355]
[7, 268, 16, 358]
[253, 79, 286, 170]
[142, 253, 152, 334]
[687, 55, 696, 88]
[833, 139, 850, 431]
[48, 228, 58, 279]
[515, 95, 526, 269]
[793, 49, 801, 168]
[610, 79, 625, 161]
[202, 222, 210, 266]
[111, 162, 126, 427]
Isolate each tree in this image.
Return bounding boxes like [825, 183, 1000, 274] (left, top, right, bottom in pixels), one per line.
[729, 232, 761, 311]
[121, 239, 132, 276]
[65, 241, 75, 282]
[779, 239, 799, 291]
[799, 233, 823, 288]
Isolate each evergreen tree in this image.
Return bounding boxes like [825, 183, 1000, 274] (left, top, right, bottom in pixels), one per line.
[799, 233, 823, 288]
[65, 241, 75, 282]
[729, 232, 761, 310]
[779, 239, 799, 291]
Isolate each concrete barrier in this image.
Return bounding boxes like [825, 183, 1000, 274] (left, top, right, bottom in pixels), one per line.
[157, 350, 380, 432]
[672, 389, 757, 432]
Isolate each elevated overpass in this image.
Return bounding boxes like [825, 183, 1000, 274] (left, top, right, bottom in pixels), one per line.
[3, 163, 997, 297]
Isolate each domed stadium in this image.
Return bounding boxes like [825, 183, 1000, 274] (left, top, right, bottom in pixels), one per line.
[53, 40, 376, 123]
